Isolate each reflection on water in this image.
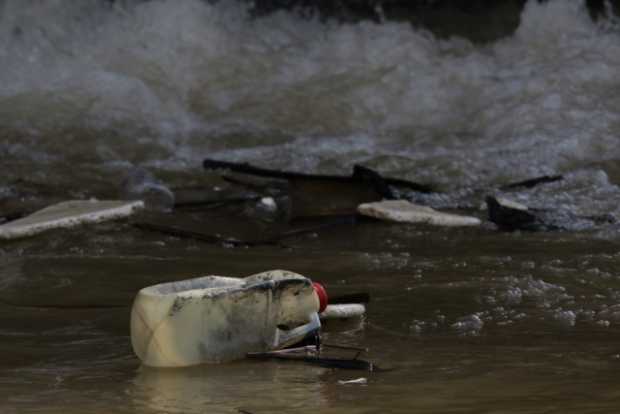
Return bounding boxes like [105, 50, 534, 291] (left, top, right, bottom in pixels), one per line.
[132, 363, 329, 413]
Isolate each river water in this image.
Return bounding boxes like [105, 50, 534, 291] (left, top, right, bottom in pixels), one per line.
[2, 0, 620, 412]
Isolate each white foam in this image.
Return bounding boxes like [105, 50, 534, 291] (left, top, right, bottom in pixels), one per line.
[1, 0, 620, 187]
[451, 314, 484, 335]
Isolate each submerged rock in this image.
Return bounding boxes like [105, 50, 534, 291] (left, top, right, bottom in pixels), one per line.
[0, 200, 143, 240]
[486, 194, 617, 232]
[357, 200, 481, 226]
[485, 196, 545, 231]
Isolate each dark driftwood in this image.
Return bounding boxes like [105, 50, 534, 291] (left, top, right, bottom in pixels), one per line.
[203, 158, 432, 219]
[133, 217, 353, 246]
[203, 158, 433, 194]
[500, 175, 564, 190]
[247, 352, 376, 371]
[278, 216, 356, 239]
[173, 196, 261, 210]
[133, 222, 261, 246]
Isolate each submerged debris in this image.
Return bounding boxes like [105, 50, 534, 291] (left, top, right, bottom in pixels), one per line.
[132, 221, 264, 246]
[203, 158, 433, 219]
[203, 158, 432, 193]
[247, 345, 377, 371]
[133, 216, 354, 247]
[358, 200, 481, 227]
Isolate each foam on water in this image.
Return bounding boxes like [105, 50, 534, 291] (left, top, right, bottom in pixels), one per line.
[1, 1, 620, 203]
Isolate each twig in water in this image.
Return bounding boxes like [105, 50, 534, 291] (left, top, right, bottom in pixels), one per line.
[132, 221, 265, 246]
[500, 175, 564, 190]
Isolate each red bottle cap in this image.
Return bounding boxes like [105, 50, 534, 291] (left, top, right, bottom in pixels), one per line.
[313, 282, 328, 313]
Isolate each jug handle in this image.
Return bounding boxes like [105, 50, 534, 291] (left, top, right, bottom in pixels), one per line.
[273, 312, 321, 349]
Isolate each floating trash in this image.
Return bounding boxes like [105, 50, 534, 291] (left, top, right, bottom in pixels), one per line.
[0, 200, 144, 240]
[358, 200, 481, 227]
[338, 377, 368, 385]
[203, 158, 432, 219]
[131, 270, 322, 367]
[131, 270, 367, 368]
[321, 303, 366, 319]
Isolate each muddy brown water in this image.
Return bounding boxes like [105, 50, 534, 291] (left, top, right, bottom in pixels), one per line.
[3, 1, 620, 412]
[2, 207, 620, 414]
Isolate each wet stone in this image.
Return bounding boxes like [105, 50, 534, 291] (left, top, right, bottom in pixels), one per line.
[486, 196, 545, 231]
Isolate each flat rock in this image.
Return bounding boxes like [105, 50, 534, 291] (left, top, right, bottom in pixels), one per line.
[0, 200, 144, 240]
[357, 200, 481, 227]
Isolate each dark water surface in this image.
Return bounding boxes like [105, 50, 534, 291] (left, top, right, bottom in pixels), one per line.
[2, 217, 620, 413]
[3, 0, 620, 412]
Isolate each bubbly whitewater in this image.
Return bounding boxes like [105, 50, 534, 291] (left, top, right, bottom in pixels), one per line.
[1, 0, 620, 223]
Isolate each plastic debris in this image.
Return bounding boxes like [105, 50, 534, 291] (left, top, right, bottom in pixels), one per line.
[338, 377, 368, 385]
[358, 200, 481, 226]
[131, 270, 325, 367]
[500, 174, 564, 190]
[321, 304, 366, 319]
[259, 197, 277, 212]
[0, 200, 144, 240]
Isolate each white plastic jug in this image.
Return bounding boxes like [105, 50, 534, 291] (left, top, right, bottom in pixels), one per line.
[130, 270, 322, 367]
